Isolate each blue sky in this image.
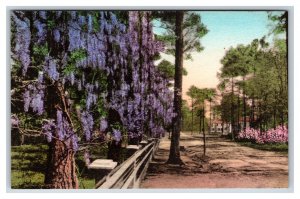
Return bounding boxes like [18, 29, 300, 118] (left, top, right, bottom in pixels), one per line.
[153, 11, 284, 100]
[199, 11, 271, 51]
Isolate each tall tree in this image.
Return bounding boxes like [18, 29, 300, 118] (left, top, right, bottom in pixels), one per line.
[205, 88, 216, 134]
[154, 11, 208, 164]
[220, 40, 263, 138]
[168, 11, 184, 164]
[219, 36, 287, 133]
[268, 11, 288, 85]
[200, 88, 215, 156]
[186, 86, 214, 156]
[186, 85, 200, 134]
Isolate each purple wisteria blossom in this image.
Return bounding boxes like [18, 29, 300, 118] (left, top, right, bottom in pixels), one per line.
[38, 71, 44, 83]
[84, 151, 91, 166]
[34, 20, 47, 43]
[112, 129, 122, 143]
[81, 111, 94, 141]
[71, 134, 79, 151]
[23, 83, 45, 115]
[88, 14, 93, 33]
[42, 119, 56, 143]
[53, 29, 61, 42]
[44, 58, 59, 81]
[12, 12, 31, 75]
[31, 93, 44, 115]
[11, 115, 20, 127]
[86, 92, 97, 110]
[56, 110, 64, 140]
[100, 118, 108, 132]
[39, 11, 47, 19]
[55, 11, 62, 18]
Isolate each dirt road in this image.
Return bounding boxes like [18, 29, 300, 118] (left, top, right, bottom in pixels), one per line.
[141, 132, 288, 188]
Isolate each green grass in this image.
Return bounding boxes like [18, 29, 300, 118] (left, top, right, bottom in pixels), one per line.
[222, 133, 288, 153]
[11, 144, 48, 189]
[237, 141, 288, 153]
[78, 178, 95, 189]
[11, 144, 109, 189]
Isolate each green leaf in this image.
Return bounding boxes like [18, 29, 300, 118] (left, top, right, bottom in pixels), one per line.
[70, 49, 87, 62]
[33, 44, 49, 57]
[62, 64, 76, 75]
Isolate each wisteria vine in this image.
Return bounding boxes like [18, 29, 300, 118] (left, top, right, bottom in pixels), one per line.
[11, 10, 175, 154]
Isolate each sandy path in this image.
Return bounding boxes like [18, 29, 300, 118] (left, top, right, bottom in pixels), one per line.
[141, 132, 288, 188]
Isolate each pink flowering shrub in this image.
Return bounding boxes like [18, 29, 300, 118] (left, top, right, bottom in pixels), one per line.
[237, 126, 288, 144]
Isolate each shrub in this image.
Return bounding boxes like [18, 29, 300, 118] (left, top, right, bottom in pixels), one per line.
[237, 126, 288, 144]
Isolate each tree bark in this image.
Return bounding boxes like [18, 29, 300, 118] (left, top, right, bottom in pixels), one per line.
[44, 82, 78, 189]
[168, 11, 184, 164]
[45, 139, 78, 189]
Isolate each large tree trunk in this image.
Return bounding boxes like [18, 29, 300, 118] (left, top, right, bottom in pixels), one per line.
[168, 11, 184, 164]
[44, 83, 78, 189]
[45, 139, 78, 189]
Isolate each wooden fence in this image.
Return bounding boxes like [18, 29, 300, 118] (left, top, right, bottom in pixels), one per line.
[96, 139, 159, 189]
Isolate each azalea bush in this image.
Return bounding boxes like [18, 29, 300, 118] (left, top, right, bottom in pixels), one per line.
[237, 126, 288, 144]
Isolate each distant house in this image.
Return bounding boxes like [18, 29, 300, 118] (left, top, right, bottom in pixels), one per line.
[210, 119, 231, 135]
[211, 117, 250, 135]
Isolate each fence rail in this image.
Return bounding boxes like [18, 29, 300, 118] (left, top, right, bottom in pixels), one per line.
[96, 139, 159, 189]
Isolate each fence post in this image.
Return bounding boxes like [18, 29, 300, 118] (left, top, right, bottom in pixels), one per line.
[88, 159, 117, 185]
[140, 140, 148, 148]
[126, 145, 140, 159]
